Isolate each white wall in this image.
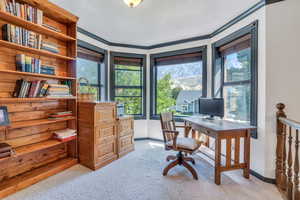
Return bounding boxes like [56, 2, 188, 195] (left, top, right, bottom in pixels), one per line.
[264, 0, 300, 178]
[77, 0, 300, 179]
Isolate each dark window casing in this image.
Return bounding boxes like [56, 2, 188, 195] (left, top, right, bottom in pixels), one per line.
[150, 46, 208, 120]
[77, 40, 108, 101]
[212, 21, 258, 138]
[110, 51, 147, 120]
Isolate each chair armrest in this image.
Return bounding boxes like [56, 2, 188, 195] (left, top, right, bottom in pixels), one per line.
[175, 125, 186, 129]
[162, 130, 179, 148]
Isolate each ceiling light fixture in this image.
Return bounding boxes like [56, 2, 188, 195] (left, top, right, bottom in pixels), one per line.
[123, 0, 143, 8]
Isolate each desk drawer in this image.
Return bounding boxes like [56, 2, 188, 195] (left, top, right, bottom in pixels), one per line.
[95, 105, 116, 125]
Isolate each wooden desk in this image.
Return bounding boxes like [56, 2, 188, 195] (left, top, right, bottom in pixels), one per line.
[182, 116, 256, 185]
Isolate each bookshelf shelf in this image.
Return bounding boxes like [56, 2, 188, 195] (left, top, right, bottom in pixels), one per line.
[0, 138, 76, 163]
[0, 40, 75, 61]
[0, 97, 76, 103]
[0, 69, 76, 80]
[0, 11, 76, 42]
[0, 157, 77, 198]
[8, 116, 76, 129]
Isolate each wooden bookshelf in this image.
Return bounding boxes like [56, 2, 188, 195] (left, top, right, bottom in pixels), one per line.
[0, 69, 76, 80]
[0, 0, 78, 198]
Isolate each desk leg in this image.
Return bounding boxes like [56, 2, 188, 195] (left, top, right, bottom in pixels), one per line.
[243, 130, 251, 179]
[215, 137, 221, 185]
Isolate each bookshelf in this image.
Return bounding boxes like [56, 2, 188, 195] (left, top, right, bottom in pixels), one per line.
[0, 0, 78, 198]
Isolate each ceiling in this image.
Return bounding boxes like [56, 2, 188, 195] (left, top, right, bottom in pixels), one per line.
[50, 0, 261, 46]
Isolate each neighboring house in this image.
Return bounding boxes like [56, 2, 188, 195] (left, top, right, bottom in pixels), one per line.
[175, 90, 201, 113]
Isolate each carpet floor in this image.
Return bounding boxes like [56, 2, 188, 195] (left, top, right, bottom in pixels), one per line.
[4, 140, 282, 200]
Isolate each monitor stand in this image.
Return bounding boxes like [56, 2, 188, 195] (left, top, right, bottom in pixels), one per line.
[204, 115, 215, 120]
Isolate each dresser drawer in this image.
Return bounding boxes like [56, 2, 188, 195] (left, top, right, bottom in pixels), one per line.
[118, 118, 134, 137]
[96, 139, 117, 163]
[95, 105, 116, 125]
[95, 123, 116, 140]
[119, 135, 134, 151]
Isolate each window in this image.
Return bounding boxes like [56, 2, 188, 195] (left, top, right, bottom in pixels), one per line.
[77, 41, 108, 101]
[212, 21, 258, 138]
[110, 52, 146, 119]
[150, 46, 207, 119]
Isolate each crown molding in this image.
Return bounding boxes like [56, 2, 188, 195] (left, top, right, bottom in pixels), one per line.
[77, 0, 284, 50]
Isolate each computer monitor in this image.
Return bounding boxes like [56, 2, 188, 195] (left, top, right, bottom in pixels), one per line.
[199, 98, 224, 119]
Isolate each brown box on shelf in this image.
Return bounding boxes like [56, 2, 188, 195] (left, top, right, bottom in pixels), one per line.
[0, 143, 11, 154]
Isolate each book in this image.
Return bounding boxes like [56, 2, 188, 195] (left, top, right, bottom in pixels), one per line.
[16, 54, 25, 71]
[16, 54, 42, 74]
[53, 129, 76, 142]
[0, 151, 11, 159]
[42, 24, 61, 33]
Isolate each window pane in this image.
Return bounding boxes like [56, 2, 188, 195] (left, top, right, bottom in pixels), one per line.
[223, 84, 251, 123]
[115, 68, 141, 86]
[156, 61, 203, 116]
[224, 48, 251, 82]
[78, 85, 99, 101]
[77, 58, 99, 84]
[214, 57, 222, 97]
[115, 88, 141, 97]
[115, 97, 142, 115]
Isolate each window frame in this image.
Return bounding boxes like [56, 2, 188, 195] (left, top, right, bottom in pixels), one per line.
[110, 51, 147, 120]
[77, 40, 108, 101]
[211, 21, 258, 138]
[150, 46, 208, 120]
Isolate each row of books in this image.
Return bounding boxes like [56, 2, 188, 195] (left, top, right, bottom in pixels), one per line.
[2, 24, 42, 49]
[49, 111, 73, 119]
[13, 79, 48, 98]
[16, 54, 41, 73]
[53, 129, 76, 142]
[0, 0, 43, 25]
[16, 54, 56, 75]
[47, 83, 71, 97]
[41, 42, 59, 53]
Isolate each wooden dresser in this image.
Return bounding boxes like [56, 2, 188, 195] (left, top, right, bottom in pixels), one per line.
[78, 102, 135, 170]
[78, 102, 118, 170]
[117, 116, 135, 158]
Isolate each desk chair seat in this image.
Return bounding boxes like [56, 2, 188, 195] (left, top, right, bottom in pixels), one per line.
[166, 137, 201, 151]
[160, 112, 202, 180]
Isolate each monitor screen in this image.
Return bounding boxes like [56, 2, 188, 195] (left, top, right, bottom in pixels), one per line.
[199, 98, 224, 118]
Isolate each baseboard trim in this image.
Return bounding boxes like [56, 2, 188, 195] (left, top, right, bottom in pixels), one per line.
[134, 137, 164, 142]
[250, 170, 276, 184]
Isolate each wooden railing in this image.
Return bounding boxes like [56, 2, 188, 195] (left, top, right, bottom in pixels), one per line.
[276, 103, 300, 200]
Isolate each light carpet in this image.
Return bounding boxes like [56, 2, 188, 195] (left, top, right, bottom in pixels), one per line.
[4, 140, 282, 200]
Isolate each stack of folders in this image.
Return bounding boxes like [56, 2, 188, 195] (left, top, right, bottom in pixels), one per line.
[41, 42, 59, 53]
[46, 84, 71, 98]
[53, 129, 76, 142]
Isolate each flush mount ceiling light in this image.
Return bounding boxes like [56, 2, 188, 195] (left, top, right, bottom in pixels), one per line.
[123, 0, 143, 8]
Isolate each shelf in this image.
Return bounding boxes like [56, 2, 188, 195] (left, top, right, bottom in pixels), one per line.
[0, 40, 75, 61]
[0, 69, 76, 80]
[0, 97, 77, 103]
[0, 11, 76, 42]
[9, 116, 76, 129]
[0, 138, 76, 163]
[0, 157, 77, 198]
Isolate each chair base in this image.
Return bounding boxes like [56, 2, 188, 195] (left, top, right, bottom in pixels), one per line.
[163, 151, 198, 180]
